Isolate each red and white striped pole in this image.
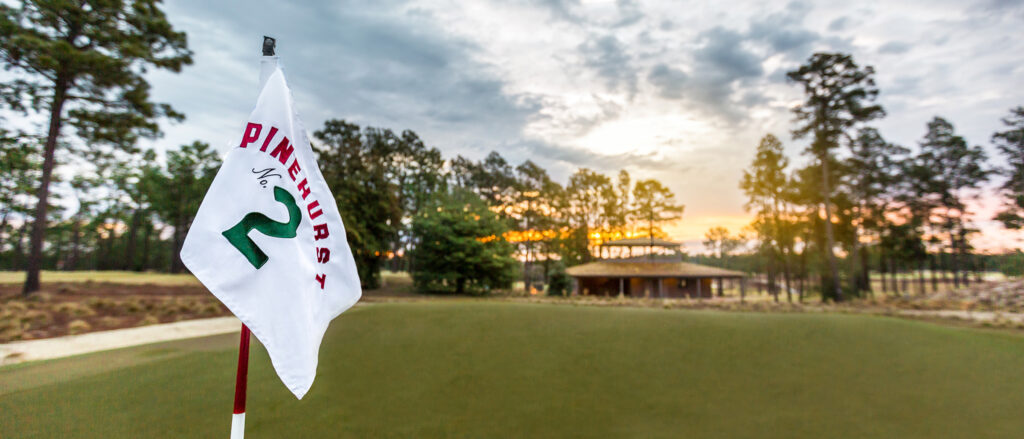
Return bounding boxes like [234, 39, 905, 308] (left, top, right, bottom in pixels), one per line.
[230, 324, 251, 439]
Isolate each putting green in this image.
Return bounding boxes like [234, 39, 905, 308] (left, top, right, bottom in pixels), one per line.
[3, 302, 1024, 438]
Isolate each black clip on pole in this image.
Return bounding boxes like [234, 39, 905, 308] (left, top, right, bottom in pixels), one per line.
[263, 36, 276, 56]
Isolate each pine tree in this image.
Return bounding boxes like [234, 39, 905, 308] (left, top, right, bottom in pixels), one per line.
[1, 0, 192, 294]
[993, 106, 1024, 230]
[787, 53, 885, 301]
[630, 179, 684, 259]
[916, 117, 990, 288]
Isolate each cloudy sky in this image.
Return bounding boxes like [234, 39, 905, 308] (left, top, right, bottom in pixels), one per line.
[144, 0, 1024, 251]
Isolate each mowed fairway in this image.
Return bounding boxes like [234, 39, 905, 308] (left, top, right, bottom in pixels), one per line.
[3, 302, 1024, 438]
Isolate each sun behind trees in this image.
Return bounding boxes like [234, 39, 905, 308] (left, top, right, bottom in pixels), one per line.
[312, 119, 685, 294]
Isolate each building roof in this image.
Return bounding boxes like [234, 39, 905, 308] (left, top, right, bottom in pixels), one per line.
[566, 261, 746, 278]
[599, 237, 681, 247]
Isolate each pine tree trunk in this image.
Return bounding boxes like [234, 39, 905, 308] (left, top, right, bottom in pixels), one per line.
[892, 261, 900, 294]
[52, 227, 63, 270]
[124, 209, 141, 271]
[860, 242, 871, 295]
[171, 198, 187, 273]
[782, 247, 792, 303]
[141, 221, 152, 271]
[946, 236, 954, 286]
[799, 245, 807, 302]
[819, 157, 843, 301]
[171, 223, 184, 273]
[889, 257, 898, 294]
[930, 253, 939, 292]
[940, 249, 951, 290]
[23, 79, 69, 295]
[959, 230, 970, 287]
[101, 224, 115, 270]
[523, 212, 531, 295]
[918, 261, 926, 296]
[0, 209, 8, 257]
[879, 248, 888, 295]
[67, 218, 80, 270]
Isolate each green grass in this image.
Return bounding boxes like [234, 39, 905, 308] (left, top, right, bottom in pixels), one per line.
[0, 270, 199, 286]
[3, 302, 1024, 438]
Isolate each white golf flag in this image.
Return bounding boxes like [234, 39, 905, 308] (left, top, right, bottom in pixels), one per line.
[181, 60, 361, 399]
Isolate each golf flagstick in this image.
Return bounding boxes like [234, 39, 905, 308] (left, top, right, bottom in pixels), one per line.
[231, 324, 251, 439]
[229, 36, 277, 439]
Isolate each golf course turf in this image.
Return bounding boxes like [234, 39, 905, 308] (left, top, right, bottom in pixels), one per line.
[3, 302, 1024, 438]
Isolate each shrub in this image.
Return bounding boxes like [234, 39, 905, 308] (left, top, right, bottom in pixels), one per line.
[20, 310, 53, 326]
[68, 319, 92, 335]
[157, 300, 179, 317]
[53, 301, 96, 317]
[139, 314, 160, 326]
[547, 262, 572, 297]
[5, 301, 28, 312]
[119, 298, 142, 313]
[200, 302, 223, 316]
[997, 251, 1024, 277]
[85, 297, 115, 310]
[26, 292, 53, 302]
[178, 298, 201, 314]
[0, 316, 24, 340]
[98, 316, 126, 328]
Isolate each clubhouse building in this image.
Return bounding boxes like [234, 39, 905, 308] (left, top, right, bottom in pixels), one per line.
[566, 238, 746, 299]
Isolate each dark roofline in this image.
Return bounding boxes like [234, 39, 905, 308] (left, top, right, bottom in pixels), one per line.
[569, 273, 745, 279]
[566, 261, 746, 279]
[599, 237, 681, 248]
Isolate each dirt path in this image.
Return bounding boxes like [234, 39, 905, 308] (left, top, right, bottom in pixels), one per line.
[895, 309, 1024, 325]
[0, 316, 241, 366]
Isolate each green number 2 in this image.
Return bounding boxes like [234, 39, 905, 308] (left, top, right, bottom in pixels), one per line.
[221, 186, 302, 269]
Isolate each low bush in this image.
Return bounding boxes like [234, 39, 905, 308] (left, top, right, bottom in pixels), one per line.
[20, 310, 53, 326]
[53, 301, 96, 317]
[5, 301, 28, 312]
[67, 319, 91, 335]
[200, 302, 223, 316]
[85, 297, 116, 310]
[98, 316, 127, 328]
[0, 317, 23, 340]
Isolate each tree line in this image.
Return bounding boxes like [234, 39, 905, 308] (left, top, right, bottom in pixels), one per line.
[311, 119, 684, 293]
[1, 114, 687, 295]
[733, 52, 1024, 302]
[2, 3, 1020, 299]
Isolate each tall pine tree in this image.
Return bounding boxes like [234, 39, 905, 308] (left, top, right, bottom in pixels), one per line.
[1, 0, 192, 294]
[787, 53, 885, 301]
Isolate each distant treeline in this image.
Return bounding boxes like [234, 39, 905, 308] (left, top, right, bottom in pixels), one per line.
[1, 119, 686, 294]
[721, 53, 1024, 302]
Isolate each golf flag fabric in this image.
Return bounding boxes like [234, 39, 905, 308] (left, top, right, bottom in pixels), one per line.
[181, 59, 361, 399]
